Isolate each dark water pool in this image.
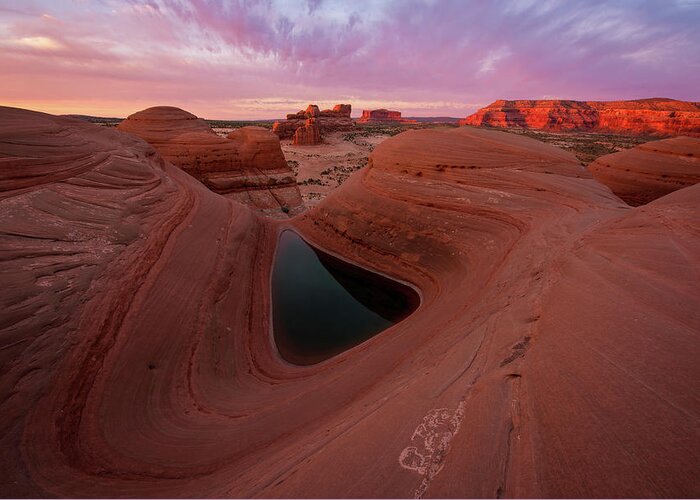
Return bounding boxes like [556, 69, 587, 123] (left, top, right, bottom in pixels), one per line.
[271, 230, 420, 365]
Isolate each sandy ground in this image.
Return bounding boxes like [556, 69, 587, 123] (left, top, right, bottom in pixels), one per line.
[214, 127, 391, 208]
[280, 131, 391, 207]
[498, 127, 655, 164]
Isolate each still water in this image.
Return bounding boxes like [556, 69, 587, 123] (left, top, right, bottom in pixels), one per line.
[271, 230, 420, 365]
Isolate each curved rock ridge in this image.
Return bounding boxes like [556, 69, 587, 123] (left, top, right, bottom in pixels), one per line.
[114, 105, 211, 140]
[118, 106, 302, 212]
[589, 136, 700, 206]
[272, 103, 354, 142]
[462, 98, 700, 136]
[1, 108, 699, 498]
[357, 108, 417, 124]
[0, 105, 258, 496]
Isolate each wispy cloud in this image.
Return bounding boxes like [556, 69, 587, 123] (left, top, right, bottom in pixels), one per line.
[0, 0, 698, 118]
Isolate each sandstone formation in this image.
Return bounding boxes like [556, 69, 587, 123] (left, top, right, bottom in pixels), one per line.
[588, 136, 700, 205]
[332, 104, 351, 116]
[357, 108, 417, 124]
[272, 103, 354, 142]
[292, 118, 321, 146]
[118, 106, 302, 212]
[462, 98, 700, 136]
[1, 106, 699, 498]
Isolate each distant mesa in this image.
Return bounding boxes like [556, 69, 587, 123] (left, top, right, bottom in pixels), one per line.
[462, 98, 700, 136]
[118, 106, 302, 212]
[357, 108, 417, 124]
[273, 103, 354, 144]
[589, 136, 700, 206]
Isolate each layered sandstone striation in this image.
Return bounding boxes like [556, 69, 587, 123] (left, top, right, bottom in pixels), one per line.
[1, 107, 699, 498]
[357, 108, 417, 124]
[118, 106, 302, 212]
[589, 136, 700, 205]
[462, 98, 700, 136]
[273, 104, 354, 142]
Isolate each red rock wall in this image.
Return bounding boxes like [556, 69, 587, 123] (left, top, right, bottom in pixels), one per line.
[271, 119, 300, 139]
[292, 118, 321, 145]
[462, 98, 700, 136]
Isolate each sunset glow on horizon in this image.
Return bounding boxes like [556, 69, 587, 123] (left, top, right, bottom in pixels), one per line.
[1, 0, 699, 120]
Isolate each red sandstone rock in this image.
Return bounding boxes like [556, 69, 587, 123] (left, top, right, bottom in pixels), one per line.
[462, 98, 700, 136]
[115, 105, 211, 140]
[332, 104, 351, 117]
[304, 104, 320, 118]
[271, 119, 299, 139]
[589, 135, 700, 205]
[357, 108, 417, 124]
[118, 106, 301, 212]
[272, 103, 354, 141]
[292, 118, 321, 145]
[1, 107, 698, 498]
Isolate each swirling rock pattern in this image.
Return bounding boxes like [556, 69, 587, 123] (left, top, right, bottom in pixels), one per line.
[118, 106, 302, 212]
[589, 136, 700, 206]
[463, 98, 700, 137]
[1, 108, 699, 498]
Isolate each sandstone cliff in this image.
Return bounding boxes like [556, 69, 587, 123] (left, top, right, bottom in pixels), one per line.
[462, 98, 700, 136]
[118, 106, 302, 212]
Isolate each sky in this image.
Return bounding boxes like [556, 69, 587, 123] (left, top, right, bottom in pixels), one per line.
[1, 0, 699, 120]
